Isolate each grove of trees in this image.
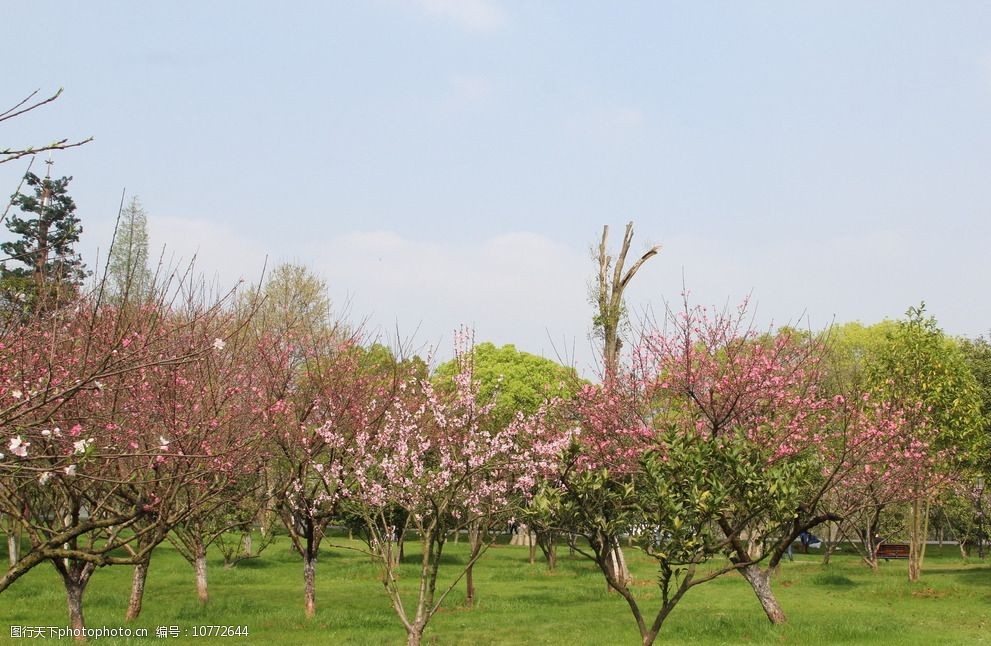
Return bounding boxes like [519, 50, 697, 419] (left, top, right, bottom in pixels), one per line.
[2, 94, 989, 644]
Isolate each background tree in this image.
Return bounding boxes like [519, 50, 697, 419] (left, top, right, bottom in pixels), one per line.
[243, 263, 331, 336]
[435, 342, 578, 429]
[1, 172, 87, 308]
[822, 320, 897, 395]
[106, 196, 151, 303]
[959, 334, 991, 473]
[593, 221, 660, 381]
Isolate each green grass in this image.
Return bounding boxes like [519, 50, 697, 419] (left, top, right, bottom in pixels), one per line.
[1, 535, 988, 645]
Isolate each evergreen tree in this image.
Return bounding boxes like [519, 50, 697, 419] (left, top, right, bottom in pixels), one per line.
[107, 196, 151, 302]
[1, 171, 87, 307]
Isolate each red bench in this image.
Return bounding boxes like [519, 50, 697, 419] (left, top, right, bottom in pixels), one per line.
[877, 543, 910, 560]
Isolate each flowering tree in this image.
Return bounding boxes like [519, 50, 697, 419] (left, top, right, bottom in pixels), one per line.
[864, 305, 984, 581]
[537, 374, 796, 646]
[537, 298, 905, 639]
[326, 333, 566, 646]
[243, 264, 390, 618]
[131, 317, 271, 616]
[0, 282, 255, 634]
[434, 341, 580, 577]
[820, 398, 938, 570]
[630, 301, 845, 625]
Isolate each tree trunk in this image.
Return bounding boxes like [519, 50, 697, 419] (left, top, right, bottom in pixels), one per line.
[7, 531, 18, 567]
[303, 553, 316, 618]
[243, 532, 253, 557]
[55, 557, 94, 642]
[125, 559, 150, 621]
[465, 525, 478, 608]
[65, 581, 86, 640]
[605, 540, 632, 589]
[908, 496, 929, 582]
[195, 552, 209, 605]
[741, 565, 787, 624]
[616, 542, 630, 582]
[465, 561, 476, 607]
[538, 533, 557, 571]
[406, 624, 425, 646]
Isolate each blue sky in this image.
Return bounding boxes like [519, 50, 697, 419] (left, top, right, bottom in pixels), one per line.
[3, 1, 990, 373]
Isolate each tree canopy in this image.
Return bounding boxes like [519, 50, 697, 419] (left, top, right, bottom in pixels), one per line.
[434, 341, 580, 427]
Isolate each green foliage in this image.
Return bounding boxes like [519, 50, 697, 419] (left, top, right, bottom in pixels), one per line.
[959, 335, 991, 473]
[243, 263, 332, 336]
[935, 485, 990, 554]
[538, 426, 808, 607]
[865, 304, 985, 461]
[821, 320, 898, 394]
[356, 342, 428, 383]
[434, 342, 580, 427]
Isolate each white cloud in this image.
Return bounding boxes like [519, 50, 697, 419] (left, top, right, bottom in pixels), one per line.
[145, 215, 269, 291]
[410, 0, 506, 32]
[308, 230, 595, 370]
[88, 213, 987, 380]
[131, 218, 600, 371]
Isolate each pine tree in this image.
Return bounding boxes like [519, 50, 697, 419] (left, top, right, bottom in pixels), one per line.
[107, 196, 151, 302]
[1, 171, 87, 308]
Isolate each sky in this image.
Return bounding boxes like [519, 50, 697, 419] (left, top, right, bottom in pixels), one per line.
[2, 1, 990, 374]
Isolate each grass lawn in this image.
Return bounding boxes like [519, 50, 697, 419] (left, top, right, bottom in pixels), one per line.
[1, 534, 988, 645]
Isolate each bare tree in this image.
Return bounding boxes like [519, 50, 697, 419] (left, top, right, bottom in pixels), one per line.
[594, 222, 660, 381]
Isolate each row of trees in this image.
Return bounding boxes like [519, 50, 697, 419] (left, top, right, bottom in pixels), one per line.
[2, 264, 984, 644]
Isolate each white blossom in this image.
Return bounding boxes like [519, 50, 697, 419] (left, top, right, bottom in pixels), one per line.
[8, 436, 28, 457]
[73, 438, 93, 455]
